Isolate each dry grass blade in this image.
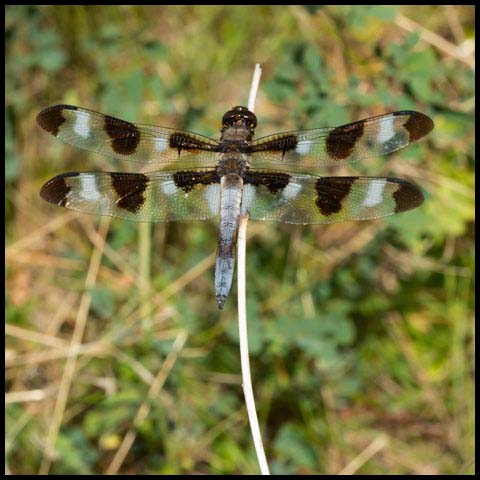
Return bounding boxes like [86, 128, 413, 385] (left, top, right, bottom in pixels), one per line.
[395, 13, 475, 69]
[38, 217, 111, 474]
[106, 330, 188, 474]
[339, 435, 389, 474]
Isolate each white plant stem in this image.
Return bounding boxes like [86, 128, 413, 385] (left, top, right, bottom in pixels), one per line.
[248, 63, 262, 113]
[237, 64, 270, 475]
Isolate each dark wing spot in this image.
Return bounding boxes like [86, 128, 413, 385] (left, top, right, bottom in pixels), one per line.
[104, 116, 141, 155]
[325, 121, 364, 160]
[110, 172, 148, 212]
[40, 172, 78, 206]
[392, 179, 424, 213]
[248, 134, 298, 158]
[173, 170, 220, 193]
[244, 171, 291, 194]
[398, 111, 434, 142]
[37, 105, 77, 136]
[169, 133, 217, 156]
[315, 177, 355, 215]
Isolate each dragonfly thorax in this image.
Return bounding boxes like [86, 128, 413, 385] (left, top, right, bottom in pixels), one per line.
[216, 153, 248, 177]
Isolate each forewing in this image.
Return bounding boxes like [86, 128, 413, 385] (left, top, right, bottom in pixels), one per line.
[242, 171, 423, 224]
[37, 105, 220, 166]
[40, 170, 221, 222]
[249, 111, 433, 168]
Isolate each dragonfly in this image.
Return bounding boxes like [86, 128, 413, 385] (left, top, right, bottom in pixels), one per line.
[37, 104, 433, 309]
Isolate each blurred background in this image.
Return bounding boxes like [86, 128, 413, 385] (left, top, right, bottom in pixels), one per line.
[5, 5, 474, 475]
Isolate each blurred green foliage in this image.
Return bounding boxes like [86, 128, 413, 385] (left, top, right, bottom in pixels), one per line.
[6, 5, 474, 475]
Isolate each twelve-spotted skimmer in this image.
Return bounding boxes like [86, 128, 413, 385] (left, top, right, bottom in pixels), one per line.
[38, 104, 433, 309]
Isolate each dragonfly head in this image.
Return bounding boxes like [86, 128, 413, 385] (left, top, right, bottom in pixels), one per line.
[222, 106, 257, 133]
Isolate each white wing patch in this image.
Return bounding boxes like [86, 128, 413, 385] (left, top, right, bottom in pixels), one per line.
[204, 184, 220, 215]
[161, 181, 178, 197]
[377, 115, 395, 143]
[282, 182, 302, 200]
[241, 184, 256, 214]
[155, 138, 169, 152]
[295, 140, 313, 155]
[80, 174, 100, 200]
[73, 111, 90, 139]
[363, 179, 387, 207]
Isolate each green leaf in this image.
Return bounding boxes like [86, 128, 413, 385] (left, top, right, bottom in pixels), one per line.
[90, 288, 114, 318]
[274, 423, 318, 469]
[54, 428, 97, 474]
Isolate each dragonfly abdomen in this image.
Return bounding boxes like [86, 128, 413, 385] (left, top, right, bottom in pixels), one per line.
[215, 174, 243, 309]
